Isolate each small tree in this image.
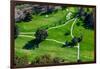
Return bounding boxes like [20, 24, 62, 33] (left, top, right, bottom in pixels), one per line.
[34, 28, 48, 41]
[77, 35, 83, 42]
[71, 37, 78, 46]
[84, 13, 94, 29]
[64, 30, 70, 36]
[23, 29, 48, 50]
[23, 10, 32, 22]
[62, 35, 83, 48]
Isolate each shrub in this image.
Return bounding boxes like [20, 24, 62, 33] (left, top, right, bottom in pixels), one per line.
[64, 30, 70, 36]
[34, 28, 48, 41]
[14, 54, 29, 67]
[63, 35, 83, 48]
[31, 54, 64, 65]
[83, 13, 94, 29]
[22, 10, 32, 22]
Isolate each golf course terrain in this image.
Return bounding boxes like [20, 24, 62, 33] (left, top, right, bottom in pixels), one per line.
[14, 4, 95, 67]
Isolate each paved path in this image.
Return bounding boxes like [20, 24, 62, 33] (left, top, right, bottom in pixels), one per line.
[18, 34, 65, 44]
[18, 12, 79, 47]
[20, 32, 35, 35]
[70, 18, 77, 38]
[18, 12, 78, 45]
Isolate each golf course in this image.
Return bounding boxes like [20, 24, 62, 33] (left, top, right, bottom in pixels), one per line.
[14, 4, 95, 66]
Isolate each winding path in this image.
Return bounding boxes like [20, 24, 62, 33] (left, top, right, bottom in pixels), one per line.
[18, 12, 79, 46]
[70, 17, 80, 60]
[70, 18, 77, 38]
[47, 18, 74, 30]
[18, 17, 78, 45]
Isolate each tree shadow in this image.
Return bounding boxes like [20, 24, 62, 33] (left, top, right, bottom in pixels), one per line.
[23, 39, 42, 50]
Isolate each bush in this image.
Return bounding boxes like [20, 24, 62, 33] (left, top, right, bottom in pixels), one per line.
[14, 54, 29, 67]
[63, 36, 83, 48]
[64, 30, 70, 36]
[83, 13, 94, 29]
[34, 28, 48, 41]
[22, 10, 32, 22]
[31, 54, 64, 65]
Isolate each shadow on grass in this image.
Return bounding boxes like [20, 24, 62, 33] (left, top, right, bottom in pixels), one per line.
[23, 39, 42, 50]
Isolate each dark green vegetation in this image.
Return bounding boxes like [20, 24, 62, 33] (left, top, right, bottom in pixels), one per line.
[14, 4, 95, 67]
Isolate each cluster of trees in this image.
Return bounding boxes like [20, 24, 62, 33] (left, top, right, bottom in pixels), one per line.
[62, 35, 83, 48]
[76, 7, 95, 29]
[15, 7, 32, 22]
[15, 4, 65, 22]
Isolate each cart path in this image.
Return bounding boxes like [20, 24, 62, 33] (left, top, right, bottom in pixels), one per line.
[19, 35, 65, 44]
[18, 17, 77, 45]
[70, 18, 77, 38]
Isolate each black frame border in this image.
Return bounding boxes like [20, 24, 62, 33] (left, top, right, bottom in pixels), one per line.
[10, 1, 96, 68]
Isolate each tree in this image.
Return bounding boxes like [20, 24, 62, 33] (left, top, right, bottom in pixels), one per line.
[34, 28, 48, 41]
[62, 35, 83, 48]
[23, 10, 32, 22]
[76, 7, 95, 29]
[71, 37, 79, 46]
[84, 13, 94, 29]
[77, 35, 83, 42]
[23, 28, 48, 50]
